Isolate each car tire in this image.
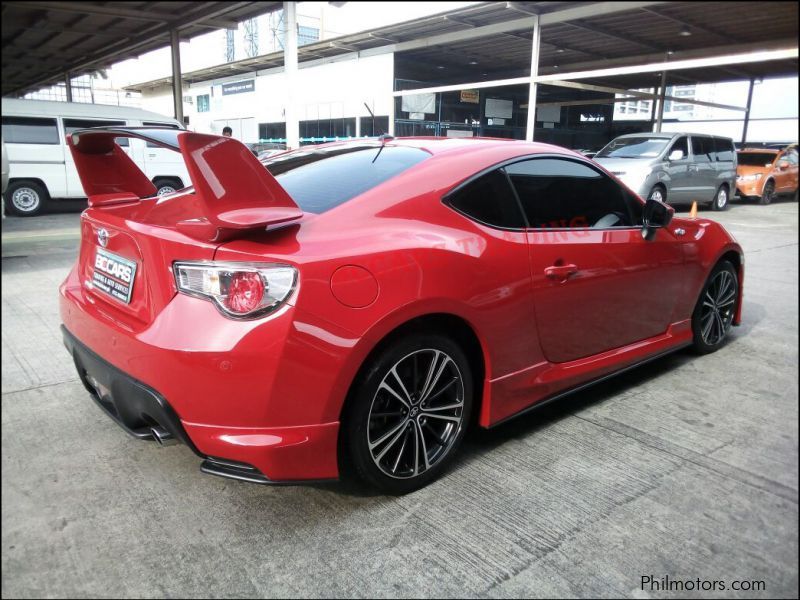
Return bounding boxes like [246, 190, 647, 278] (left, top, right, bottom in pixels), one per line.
[647, 184, 667, 203]
[711, 185, 729, 211]
[692, 260, 738, 355]
[344, 332, 474, 494]
[153, 177, 183, 196]
[759, 180, 775, 205]
[3, 180, 49, 216]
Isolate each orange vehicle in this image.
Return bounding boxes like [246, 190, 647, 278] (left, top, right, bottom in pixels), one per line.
[736, 145, 799, 204]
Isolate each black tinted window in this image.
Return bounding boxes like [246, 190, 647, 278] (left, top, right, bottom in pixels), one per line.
[447, 169, 525, 229]
[691, 136, 712, 163]
[713, 137, 734, 161]
[669, 136, 689, 159]
[63, 118, 129, 146]
[506, 158, 639, 229]
[2, 116, 59, 144]
[263, 145, 429, 214]
[143, 121, 180, 148]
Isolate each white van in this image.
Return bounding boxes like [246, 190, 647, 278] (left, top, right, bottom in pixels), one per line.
[1, 98, 190, 216]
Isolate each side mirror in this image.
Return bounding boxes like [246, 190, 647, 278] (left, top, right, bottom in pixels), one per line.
[642, 198, 674, 241]
[668, 149, 684, 161]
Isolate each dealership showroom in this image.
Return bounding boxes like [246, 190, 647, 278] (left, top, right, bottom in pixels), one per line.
[1, 1, 798, 598]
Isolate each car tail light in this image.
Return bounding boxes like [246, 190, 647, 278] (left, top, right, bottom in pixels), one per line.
[173, 262, 297, 318]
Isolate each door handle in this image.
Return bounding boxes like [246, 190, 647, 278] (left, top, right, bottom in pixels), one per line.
[147, 153, 157, 158]
[544, 264, 578, 280]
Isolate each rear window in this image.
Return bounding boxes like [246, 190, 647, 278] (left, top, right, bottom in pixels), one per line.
[2, 116, 60, 144]
[262, 145, 429, 214]
[713, 137, 734, 161]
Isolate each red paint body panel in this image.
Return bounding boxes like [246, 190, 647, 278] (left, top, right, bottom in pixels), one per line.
[60, 136, 744, 482]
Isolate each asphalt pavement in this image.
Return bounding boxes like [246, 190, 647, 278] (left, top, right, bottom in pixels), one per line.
[1, 198, 797, 598]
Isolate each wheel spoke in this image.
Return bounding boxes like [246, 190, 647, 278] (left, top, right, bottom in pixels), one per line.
[701, 312, 715, 341]
[415, 421, 430, 472]
[369, 417, 408, 452]
[389, 367, 413, 406]
[379, 377, 411, 410]
[420, 412, 461, 424]
[390, 427, 410, 474]
[418, 350, 441, 401]
[717, 289, 736, 307]
[424, 377, 458, 404]
[420, 354, 452, 402]
[422, 399, 463, 412]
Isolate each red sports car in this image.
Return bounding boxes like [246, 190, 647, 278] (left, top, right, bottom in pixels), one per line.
[60, 129, 744, 494]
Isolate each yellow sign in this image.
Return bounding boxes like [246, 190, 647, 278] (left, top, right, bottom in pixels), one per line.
[460, 90, 479, 104]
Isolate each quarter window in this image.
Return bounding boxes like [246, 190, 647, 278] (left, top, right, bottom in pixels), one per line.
[143, 121, 180, 148]
[1, 116, 60, 144]
[713, 137, 734, 162]
[63, 118, 128, 146]
[505, 158, 640, 229]
[446, 169, 525, 229]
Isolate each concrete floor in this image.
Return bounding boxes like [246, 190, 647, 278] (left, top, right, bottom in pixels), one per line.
[2, 199, 797, 598]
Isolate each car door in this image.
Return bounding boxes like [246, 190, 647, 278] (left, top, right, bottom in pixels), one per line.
[505, 157, 686, 364]
[662, 135, 691, 203]
[773, 148, 798, 193]
[689, 135, 717, 202]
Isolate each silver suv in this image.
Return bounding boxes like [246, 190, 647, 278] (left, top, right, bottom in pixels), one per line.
[595, 132, 737, 211]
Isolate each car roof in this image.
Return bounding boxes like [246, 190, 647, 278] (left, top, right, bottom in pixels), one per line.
[299, 136, 577, 159]
[738, 148, 779, 153]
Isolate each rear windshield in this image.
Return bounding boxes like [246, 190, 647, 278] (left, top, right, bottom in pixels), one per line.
[737, 152, 777, 167]
[595, 137, 670, 159]
[262, 145, 430, 213]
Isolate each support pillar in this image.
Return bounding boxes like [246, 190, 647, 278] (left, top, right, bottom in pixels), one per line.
[65, 73, 73, 102]
[284, 2, 299, 149]
[654, 69, 667, 132]
[741, 77, 755, 145]
[524, 14, 541, 142]
[170, 30, 183, 124]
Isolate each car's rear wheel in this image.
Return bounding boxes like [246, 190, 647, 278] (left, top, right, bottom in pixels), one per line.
[648, 184, 666, 203]
[344, 333, 473, 494]
[4, 180, 49, 216]
[153, 177, 182, 196]
[711, 185, 729, 211]
[692, 260, 738, 354]
[759, 180, 775, 205]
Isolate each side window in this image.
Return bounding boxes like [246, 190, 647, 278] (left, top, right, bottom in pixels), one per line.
[691, 136, 712, 163]
[63, 118, 128, 146]
[1, 116, 60, 144]
[446, 169, 526, 229]
[669, 136, 688, 159]
[505, 158, 641, 229]
[143, 121, 181, 148]
[713, 137, 734, 162]
[785, 149, 798, 165]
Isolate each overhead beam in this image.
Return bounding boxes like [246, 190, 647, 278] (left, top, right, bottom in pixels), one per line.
[563, 20, 664, 52]
[12, 1, 254, 95]
[389, 2, 666, 53]
[4, 1, 240, 28]
[639, 6, 732, 43]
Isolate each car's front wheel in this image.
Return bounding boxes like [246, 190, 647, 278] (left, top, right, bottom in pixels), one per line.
[692, 260, 738, 354]
[344, 333, 474, 494]
[759, 180, 775, 205]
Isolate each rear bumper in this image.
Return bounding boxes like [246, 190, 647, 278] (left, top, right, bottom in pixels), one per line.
[62, 325, 339, 484]
[60, 261, 343, 483]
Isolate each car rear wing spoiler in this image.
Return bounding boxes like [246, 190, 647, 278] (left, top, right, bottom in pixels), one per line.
[67, 127, 302, 242]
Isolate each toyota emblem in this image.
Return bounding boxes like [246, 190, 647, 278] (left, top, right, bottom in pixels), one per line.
[97, 228, 109, 248]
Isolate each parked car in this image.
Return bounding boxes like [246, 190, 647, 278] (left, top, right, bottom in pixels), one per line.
[1, 98, 189, 216]
[736, 145, 799, 204]
[594, 132, 737, 210]
[60, 130, 743, 494]
[1, 136, 7, 219]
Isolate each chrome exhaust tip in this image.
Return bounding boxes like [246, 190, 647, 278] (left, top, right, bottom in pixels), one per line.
[151, 426, 178, 446]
